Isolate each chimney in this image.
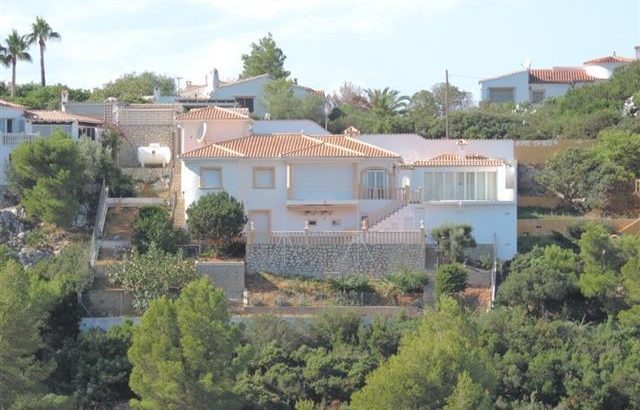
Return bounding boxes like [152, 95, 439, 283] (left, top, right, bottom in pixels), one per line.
[456, 139, 467, 160]
[212, 68, 220, 91]
[60, 89, 69, 111]
[153, 85, 160, 100]
[635, 45, 640, 60]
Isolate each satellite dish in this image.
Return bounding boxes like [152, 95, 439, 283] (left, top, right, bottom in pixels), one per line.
[521, 57, 532, 70]
[196, 122, 207, 143]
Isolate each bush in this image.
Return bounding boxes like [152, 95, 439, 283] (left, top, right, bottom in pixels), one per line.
[435, 263, 468, 299]
[186, 191, 247, 245]
[431, 224, 477, 263]
[384, 269, 429, 293]
[107, 243, 196, 311]
[7, 131, 98, 227]
[328, 275, 371, 293]
[132, 205, 185, 254]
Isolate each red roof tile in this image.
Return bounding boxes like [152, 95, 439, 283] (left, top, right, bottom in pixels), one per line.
[583, 55, 635, 65]
[0, 99, 26, 109]
[176, 106, 250, 120]
[181, 134, 400, 159]
[26, 110, 104, 125]
[528, 67, 599, 84]
[414, 153, 504, 167]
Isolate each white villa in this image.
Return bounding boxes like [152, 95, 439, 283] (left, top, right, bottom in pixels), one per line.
[178, 69, 322, 118]
[0, 99, 104, 186]
[177, 113, 517, 260]
[479, 47, 638, 104]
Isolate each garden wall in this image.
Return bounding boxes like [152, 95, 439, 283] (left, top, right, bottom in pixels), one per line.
[196, 261, 245, 300]
[118, 125, 175, 167]
[246, 243, 426, 278]
[515, 140, 595, 165]
[518, 217, 636, 236]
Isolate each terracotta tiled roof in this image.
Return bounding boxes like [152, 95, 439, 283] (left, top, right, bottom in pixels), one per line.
[181, 134, 400, 159]
[176, 106, 250, 120]
[584, 55, 635, 65]
[316, 135, 399, 158]
[0, 99, 26, 109]
[528, 67, 599, 84]
[26, 110, 104, 125]
[413, 153, 504, 167]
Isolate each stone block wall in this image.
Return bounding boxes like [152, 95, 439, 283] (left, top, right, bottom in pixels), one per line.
[118, 125, 175, 167]
[197, 261, 245, 300]
[246, 243, 426, 278]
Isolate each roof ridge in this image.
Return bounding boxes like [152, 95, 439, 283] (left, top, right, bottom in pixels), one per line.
[343, 136, 400, 157]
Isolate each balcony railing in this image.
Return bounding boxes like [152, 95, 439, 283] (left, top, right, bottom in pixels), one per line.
[358, 186, 422, 204]
[1, 132, 40, 145]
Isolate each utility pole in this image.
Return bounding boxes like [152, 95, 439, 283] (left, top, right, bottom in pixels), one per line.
[445, 69, 450, 139]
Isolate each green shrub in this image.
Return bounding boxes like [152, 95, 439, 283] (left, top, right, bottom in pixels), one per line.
[328, 275, 371, 293]
[186, 191, 247, 245]
[384, 269, 429, 293]
[431, 224, 477, 263]
[132, 205, 185, 254]
[435, 263, 468, 299]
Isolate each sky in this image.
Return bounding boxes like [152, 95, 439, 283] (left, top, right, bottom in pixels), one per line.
[0, 0, 639, 101]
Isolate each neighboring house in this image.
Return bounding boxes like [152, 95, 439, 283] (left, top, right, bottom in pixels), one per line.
[0, 99, 104, 186]
[480, 47, 638, 104]
[178, 129, 517, 260]
[176, 106, 329, 155]
[208, 69, 322, 118]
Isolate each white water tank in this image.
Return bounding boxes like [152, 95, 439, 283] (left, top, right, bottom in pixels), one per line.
[137, 143, 171, 167]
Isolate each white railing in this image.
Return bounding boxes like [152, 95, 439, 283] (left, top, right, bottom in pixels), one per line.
[89, 181, 109, 267]
[358, 186, 422, 203]
[1, 132, 40, 145]
[247, 230, 424, 246]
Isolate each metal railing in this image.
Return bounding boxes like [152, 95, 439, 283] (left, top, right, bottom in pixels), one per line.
[89, 181, 109, 267]
[247, 229, 424, 245]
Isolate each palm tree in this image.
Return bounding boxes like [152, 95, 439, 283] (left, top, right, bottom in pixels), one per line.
[1, 30, 32, 97]
[364, 87, 409, 115]
[26, 17, 60, 87]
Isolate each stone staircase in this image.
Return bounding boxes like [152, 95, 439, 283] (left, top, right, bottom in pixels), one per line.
[370, 204, 419, 231]
[170, 162, 185, 228]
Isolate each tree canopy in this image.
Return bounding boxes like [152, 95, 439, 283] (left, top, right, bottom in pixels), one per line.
[240, 33, 290, 79]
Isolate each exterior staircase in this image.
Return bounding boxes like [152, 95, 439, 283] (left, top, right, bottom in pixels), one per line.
[370, 204, 420, 231]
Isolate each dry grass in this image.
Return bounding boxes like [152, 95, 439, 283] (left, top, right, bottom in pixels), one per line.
[103, 206, 138, 240]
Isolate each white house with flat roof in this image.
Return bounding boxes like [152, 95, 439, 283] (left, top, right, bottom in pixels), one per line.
[178, 127, 517, 260]
[480, 48, 638, 104]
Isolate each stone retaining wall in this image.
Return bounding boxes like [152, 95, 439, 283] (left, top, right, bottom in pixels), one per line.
[197, 261, 245, 300]
[121, 167, 172, 182]
[246, 243, 426, 278]
[118, 125, 175, 167]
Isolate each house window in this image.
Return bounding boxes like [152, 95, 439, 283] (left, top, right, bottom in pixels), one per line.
[531, 90, 545, 104]
[363, 169, 389, 199]
[201, 168, 222, 188]
[488, 87, 515, 103]
[235, 97, 254, 113]
[423, 171, 497, 201]
[5, 119, 13, 133]
[253, 167, 275, 189]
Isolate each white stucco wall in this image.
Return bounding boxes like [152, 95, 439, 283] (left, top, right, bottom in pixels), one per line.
[480, 70, 530, 103]
[420, 202, 517, 260]
[178, 119, 251, 154]
[212, 76, 314, 119]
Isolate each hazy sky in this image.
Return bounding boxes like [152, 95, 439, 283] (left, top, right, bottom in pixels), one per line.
[1, 0, 639, 100]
